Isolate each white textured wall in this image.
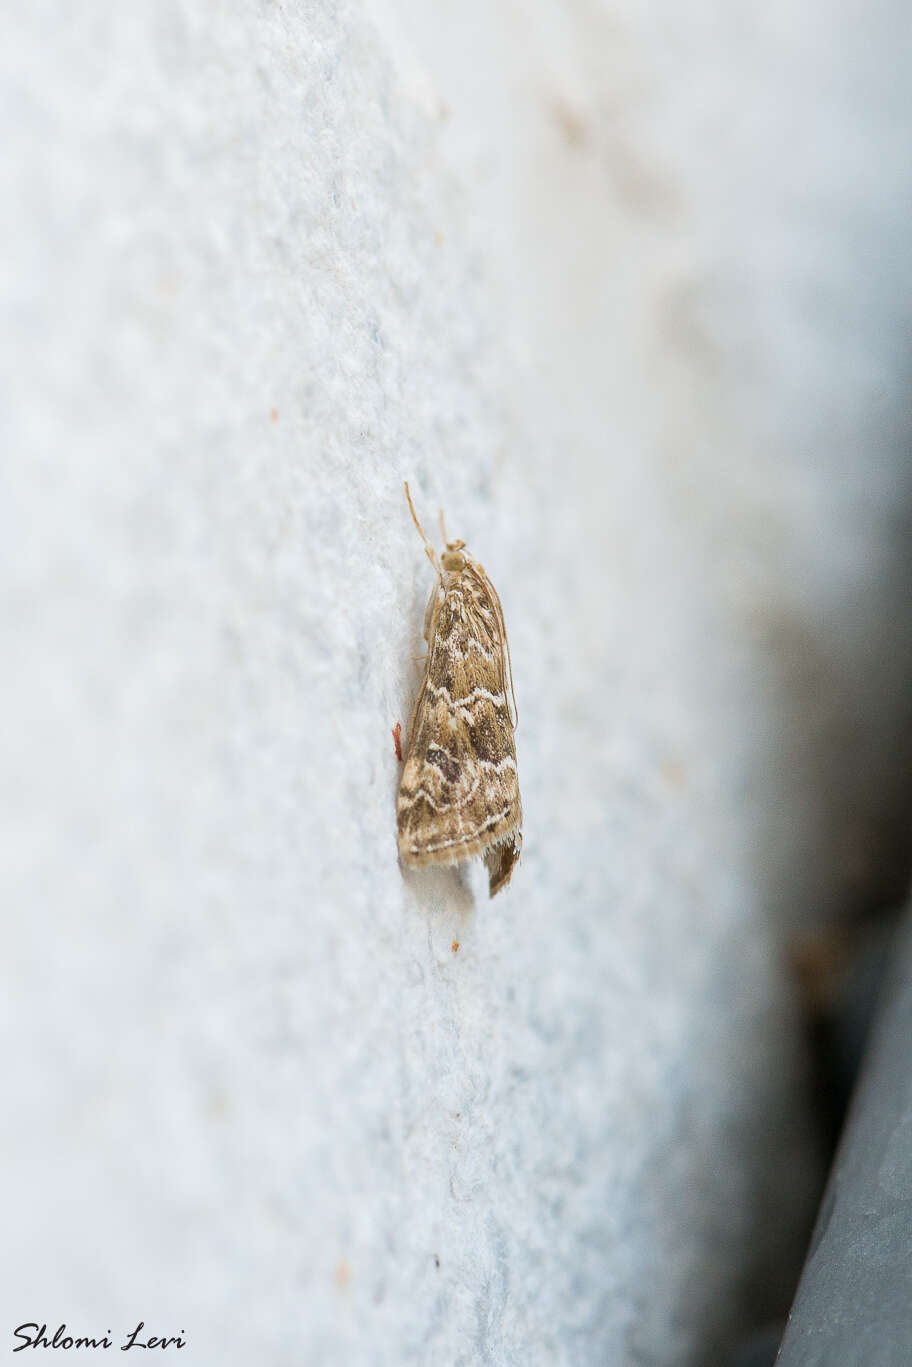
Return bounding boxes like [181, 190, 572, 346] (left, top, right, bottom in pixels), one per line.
[3, 3, 912, 1364]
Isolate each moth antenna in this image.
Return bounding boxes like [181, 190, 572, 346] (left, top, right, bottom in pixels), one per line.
[404, 481, 442, 579]
[498, 598, 518, 730]
[439, 507, 450, 544]
[503, 618, 519, 731]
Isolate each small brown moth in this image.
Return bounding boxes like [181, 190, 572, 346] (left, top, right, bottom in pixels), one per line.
[397, 482, 522, 898]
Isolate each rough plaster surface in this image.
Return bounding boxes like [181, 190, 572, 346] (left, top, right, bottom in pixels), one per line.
[2, 3, 911, 1364]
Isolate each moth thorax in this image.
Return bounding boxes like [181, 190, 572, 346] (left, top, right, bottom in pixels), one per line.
[441, 540, 467, 572]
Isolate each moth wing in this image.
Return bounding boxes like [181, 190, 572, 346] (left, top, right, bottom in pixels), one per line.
[484, 831, 522, 898]
[397, 560, 522, 883]
[397, 691, 520, 867]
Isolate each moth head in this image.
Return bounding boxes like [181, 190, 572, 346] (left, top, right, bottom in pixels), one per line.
[441, 539, 467, 572]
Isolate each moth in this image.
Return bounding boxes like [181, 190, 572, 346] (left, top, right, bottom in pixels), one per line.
[397, 482, 522, 897]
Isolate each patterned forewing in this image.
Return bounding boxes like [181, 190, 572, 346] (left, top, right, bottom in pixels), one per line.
[397, 569, 520, 866]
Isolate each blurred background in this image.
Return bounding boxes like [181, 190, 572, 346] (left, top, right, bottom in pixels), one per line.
[2, 2, 911, 1363]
